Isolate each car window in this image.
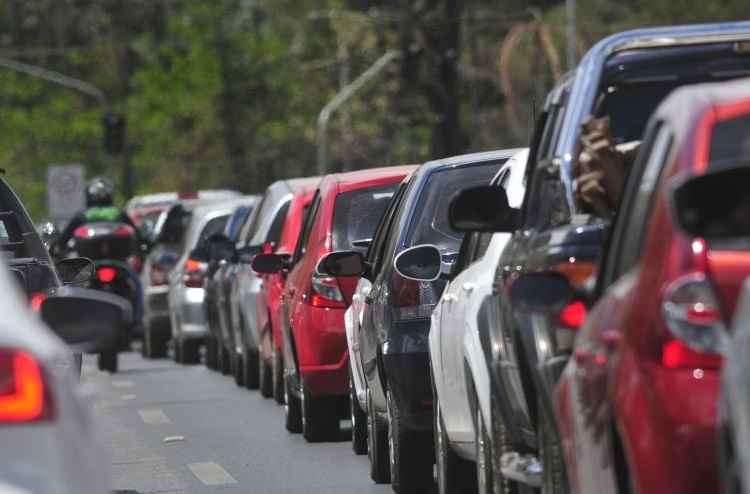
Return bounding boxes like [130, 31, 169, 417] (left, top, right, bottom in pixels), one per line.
[238, 194, 266, 245]
[369, 179, 410, 276]
[293, 192, 320, 263]
[197, 215, 229, 247]
[333, 185, 397, 256]
[267, 201, 291, 246]
[709, 113, 750, 170]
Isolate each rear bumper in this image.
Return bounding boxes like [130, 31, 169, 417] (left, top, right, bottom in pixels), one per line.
[383, 352, 433, 432]
[296, 305, 348, 397]
[146, 284, 170, 318]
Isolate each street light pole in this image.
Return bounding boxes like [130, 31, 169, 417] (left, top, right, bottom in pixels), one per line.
[566, 0, 577, 70]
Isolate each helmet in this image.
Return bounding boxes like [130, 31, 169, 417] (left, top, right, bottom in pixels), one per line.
[86, 177, 114, 207]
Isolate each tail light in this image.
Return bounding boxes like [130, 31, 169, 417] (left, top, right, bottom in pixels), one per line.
[557, 300, 586, 330]
[551, 260, 595, 331]
[73, 226, 95, 239]
[29, 292, 48, 312]
[183, 258, 208, 288]
[392, 275, 435, 322]
[113, 225, 135, 237]
[307, 275, 346, 309]
[0, 349, 51, 423]
[150, 264, 168, 286]
[660, 272, 726, 369]
[97, 267, 118, 283]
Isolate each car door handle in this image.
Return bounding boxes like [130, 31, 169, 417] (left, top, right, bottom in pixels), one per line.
[462, 282, 476, 293]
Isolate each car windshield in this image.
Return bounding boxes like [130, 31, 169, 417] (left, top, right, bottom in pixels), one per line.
[406, 163, 500, 254]
[332, 184, 397, 254]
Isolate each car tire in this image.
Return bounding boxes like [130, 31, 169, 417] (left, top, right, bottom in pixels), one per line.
[539, 396, 567, 494]
[301, 380, 340, 443]
[387, 390, 433, 493]
[232, 352, 245, 386]
[173, 338, 183, 364]
[244, 346, 260, 390]
[180, 339, 200, 365]
[350, 370, 368, 455]
[259, 352, 273, 398]
[220, 345, 231, 375]
[284, 373, 303, 433]
[367, 388, 390, 484]
[435, 394, 476, 494]
[144, 327, 168, 359]
[98, 351, 118, 373]
[205, 336, 219, 370]
[272, 345, 285, 404]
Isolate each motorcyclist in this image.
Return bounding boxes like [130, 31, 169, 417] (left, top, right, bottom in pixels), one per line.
[53, 177, 144, 327]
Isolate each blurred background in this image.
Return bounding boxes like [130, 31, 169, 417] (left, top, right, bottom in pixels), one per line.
[1, 0, 747, 220]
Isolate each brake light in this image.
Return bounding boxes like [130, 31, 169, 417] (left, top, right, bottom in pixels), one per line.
[552, 260, 597, 287]
[112, 225, 135, 237]
[662, 340, 723, 370]
[558, 300, 586, 330]
[392, 275, 435, 321]
[29, 292, 47, 312]
[97, 267, 117, 283]
[150, 264, 168, 286]
[183, 258, 207, 288]
[0, 350, 49, 423]
[73, 226, 95, 239]
[308, 275, 346, 309]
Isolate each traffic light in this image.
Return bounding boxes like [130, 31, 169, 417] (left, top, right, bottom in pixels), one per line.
[103, 113, 126, 154]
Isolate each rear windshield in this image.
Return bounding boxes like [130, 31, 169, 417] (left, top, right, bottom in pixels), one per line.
[709, 113, 750, 170]
[332, 184, 397, 254]
[198, 215, 229, 246]
[406, 163, 500, 254]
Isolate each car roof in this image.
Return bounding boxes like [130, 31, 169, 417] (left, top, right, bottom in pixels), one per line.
[420, 148, 525, 176]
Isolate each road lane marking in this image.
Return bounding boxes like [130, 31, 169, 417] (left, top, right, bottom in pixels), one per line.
[163, 436, 185, 443]
[137, 409, 171, 425]
[188, 462, 237, 486]
[121, 394, 136, 401]
[112, 380, 135, 388]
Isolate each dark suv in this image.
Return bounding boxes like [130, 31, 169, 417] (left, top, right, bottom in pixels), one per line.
[448, 21, 750, 492]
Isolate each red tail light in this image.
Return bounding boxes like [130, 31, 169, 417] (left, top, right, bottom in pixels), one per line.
[73, 226, 95, 239]
[307, 275, 346, 309]
[150, 264, 168, 286]
[661, 340, 723, 370]
[29, 292, 48, 312]
[97, 267, 117, 283]
[183, 258, 207, 288]
[557, 300, 586, 330]
[392, 275, 434, 321]
[113, 225, 135, 237]
[0, 350, 50, 423]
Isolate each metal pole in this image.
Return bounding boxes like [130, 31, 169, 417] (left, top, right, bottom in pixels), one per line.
[316, 50, 401, 175]
[566, 0, 577, 71]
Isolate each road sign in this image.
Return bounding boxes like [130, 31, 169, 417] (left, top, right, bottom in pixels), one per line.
[47, 164, 85, 226]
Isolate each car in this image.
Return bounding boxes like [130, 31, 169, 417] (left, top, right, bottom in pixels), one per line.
[324, 150, 515, 492]
[221, 178, 320, 389]
[446, 21, 750, 492]
[253, 165, 414, 444]
[203, 198, 259, 377]
[254, 183, 318, 403]
[402, 148, 527, 494]
[168, 199, 249, 363]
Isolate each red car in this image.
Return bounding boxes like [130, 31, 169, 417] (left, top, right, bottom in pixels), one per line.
[255, 184, 318, 403]
[535, 78, 750, 492]
[253, 165, 415, 442]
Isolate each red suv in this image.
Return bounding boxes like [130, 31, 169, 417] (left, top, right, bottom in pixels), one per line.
[513, 78, 750, 493]
[255, 184, 318, 403]
[253, 165, 415, 442]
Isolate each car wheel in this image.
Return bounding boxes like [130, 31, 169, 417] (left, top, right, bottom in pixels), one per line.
[301, 379, 339, 443]
[272, 344, 285, 404]
[367, 388, 390, 484]
[180, 339, 201, 365]
[244, 346, 260, 390]
[173, 338, 183, 364]
[259, 352, 273, 398]
[387, 390, 433, 493]
[539, 397, 567, 494]
[205, 336, 219, 370]
[98, 351, 118, 373]
[232, 352, 245, 386]
[284, 372, 302, 433]
[350, 370, 368, 455]
[435, 394, 476, 494]
[220, 345, 231, 375]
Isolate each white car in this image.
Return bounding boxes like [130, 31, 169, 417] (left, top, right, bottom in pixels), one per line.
[417, 148, 527, 493]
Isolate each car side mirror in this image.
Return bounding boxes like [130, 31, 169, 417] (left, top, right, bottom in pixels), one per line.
[317, 251, 366, 277]
[237, 244, 262, 264]
[40, 286, 133, 353]
[206, 233, 237, 262]
[509, 272, 573, 313]
[672, 166, 750, 240]
[393, 245, 442, 282]
[251, 253, 290, 274]
[56, 257, 95, 285]
[449, 185, 521, 233]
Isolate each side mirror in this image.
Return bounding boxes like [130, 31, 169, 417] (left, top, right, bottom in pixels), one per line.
[393, 245, 442, 282]
[56, 257, 95, 285]
[449, 185, 520, 233]
[237, 244, 262, 264]
[317, 251, 366, 277]
[672, 166, 750, 240]
[206, 233, 237, 262]
[251, 253, 289, 274]
[40, 286, 133, 353]
[509, 272, 573, 313]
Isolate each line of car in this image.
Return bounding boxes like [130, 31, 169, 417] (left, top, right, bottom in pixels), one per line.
[134, 20, 750, 494]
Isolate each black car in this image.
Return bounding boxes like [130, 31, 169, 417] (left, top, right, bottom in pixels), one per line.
[323, 150, 514, 492]
[448, 22, 750, 492]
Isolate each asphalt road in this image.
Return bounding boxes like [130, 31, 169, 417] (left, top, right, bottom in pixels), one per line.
[82, 349, 393, 494]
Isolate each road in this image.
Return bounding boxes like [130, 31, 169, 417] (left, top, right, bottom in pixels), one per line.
[83, 349, 392, 494]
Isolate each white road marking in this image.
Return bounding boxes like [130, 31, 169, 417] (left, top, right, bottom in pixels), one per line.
[188, 462, 238, 486]
[137, 409, 171, 425]
[121, 394, 136, 401]
[163, 436, 185, 443]
[112, 380, 135, 388]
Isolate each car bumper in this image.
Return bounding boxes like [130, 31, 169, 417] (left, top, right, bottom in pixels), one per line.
[171, 287, 208, 338]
